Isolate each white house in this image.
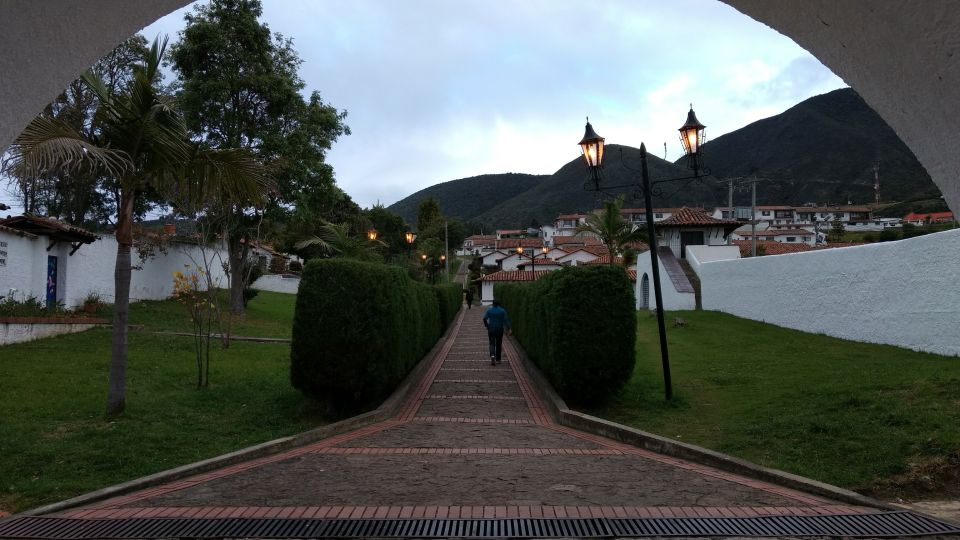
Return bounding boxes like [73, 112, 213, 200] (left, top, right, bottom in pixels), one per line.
[730, 227, 817, 246]
[479, 270, 551, 304]
[634, 247, 696, 311]
[655, 208, 740, 259]
[480, 250, 511, 268]
[555, 248, 603, 266]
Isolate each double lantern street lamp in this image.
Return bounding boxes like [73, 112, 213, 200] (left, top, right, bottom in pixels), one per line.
[420, 252, 444, 284]
[578, 106, 707, 401]
[516, 245, 549, 279]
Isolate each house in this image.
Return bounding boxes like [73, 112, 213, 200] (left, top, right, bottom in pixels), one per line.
[634, 247, 696, 311]
[903, 211, 955, 225]
[479, 270, 552, 304]
[550, 235, 602, 250]
[619, 207, 693, 227]
[480, 250, 511, 269]
[654, 207, 740, 259]
[460, 234, 497, 256]
[555, 248, 604, 266]
[499, 251, 552, 271]
[730, 227, 817, 246]
[553, 213, 588, 236]
[0, 215, 98, 308]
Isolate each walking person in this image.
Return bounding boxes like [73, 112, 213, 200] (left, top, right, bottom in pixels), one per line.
[483, 299, 511, 366]
[465, 287, 474, 309]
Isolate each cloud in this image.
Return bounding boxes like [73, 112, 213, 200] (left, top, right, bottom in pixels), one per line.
[142, 0, 847, 208]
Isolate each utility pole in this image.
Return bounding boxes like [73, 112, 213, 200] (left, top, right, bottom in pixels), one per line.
[727, 178, 734, 245]
[751, 178, 757, 257]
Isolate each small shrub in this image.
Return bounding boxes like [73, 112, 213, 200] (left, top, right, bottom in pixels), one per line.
[497, 265, 635, 406]
[879, 228, 900, 242]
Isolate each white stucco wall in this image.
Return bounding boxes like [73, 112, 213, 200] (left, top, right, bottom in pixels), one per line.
[634, 252, 696, 311]
[251, 274, 301, 294]
[0, 230, 230, 308]
[699, 229, 960, 356]
[686, 245, 740, 278]
[0, 321, 105, 346]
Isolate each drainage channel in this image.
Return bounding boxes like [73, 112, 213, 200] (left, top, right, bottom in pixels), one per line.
[0, 511, 957, 539]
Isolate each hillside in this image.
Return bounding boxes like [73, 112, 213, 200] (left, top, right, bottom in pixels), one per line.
[473, 144, 723, 227]
[387, 172, 546, 223]
[693, 88, 939, 205]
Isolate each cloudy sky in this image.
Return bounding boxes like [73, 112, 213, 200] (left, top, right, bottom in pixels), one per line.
[1, 0, 846, 213]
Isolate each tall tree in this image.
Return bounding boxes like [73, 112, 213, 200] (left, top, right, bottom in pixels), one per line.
[575, 197, 647, 264]
[7, 38, 269, 416]
[170, 0, 349, 315]
[416, 197, 443, 234]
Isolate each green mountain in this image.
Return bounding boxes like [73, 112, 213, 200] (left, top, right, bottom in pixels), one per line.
[389, 88, 941, 228]
[692, 88, 939, 205]
[387, 173, 546, 224]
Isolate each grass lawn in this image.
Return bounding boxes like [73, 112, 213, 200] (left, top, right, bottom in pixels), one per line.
[589, 310, 960, 500]
[0, 292, 329, 514]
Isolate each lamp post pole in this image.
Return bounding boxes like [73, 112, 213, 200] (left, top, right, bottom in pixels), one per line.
[639, 143, 672, 400]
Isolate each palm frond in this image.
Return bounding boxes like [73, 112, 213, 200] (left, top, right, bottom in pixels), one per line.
[6, 115, 130, 179]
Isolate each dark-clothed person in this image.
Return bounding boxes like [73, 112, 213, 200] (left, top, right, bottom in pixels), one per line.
[465, 288, 474, 309]
[483, 300, 512, 365]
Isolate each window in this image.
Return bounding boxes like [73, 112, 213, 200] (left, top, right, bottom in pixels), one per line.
[786, 236, 796, 242]
[762, 211, 771, 216]
[804, 237, 810, 241]
[654, 213, 663, 219]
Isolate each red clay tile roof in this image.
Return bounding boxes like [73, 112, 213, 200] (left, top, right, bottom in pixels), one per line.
[904, 211, 954, 221]
[556, 213, 588, 220]
[480, 270, 552, 281]
[494, 238, 544, 248]
[465, 234, 497, 244]
[0, 215, 97, 242]
[733, 240, 812, 256]
[552, 235, 602, 246]
[813, 242, 868, 250]
[657, 207, 740, 228]
[619, 207, 702, 214]
[0, 223, 37, 238]
[582, 255, 625, 265]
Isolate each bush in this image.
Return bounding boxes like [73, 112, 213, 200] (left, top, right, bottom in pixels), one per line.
[878, 228, 900, 242]
[290, 259, 455, 413]
[496, 265, 635, 406]
[435, 283, 463, 332]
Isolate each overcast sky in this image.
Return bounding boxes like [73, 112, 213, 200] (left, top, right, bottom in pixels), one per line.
[0, 0, 846, 213]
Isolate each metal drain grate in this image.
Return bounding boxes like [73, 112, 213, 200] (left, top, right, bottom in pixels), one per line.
[1, 511, 957, 539]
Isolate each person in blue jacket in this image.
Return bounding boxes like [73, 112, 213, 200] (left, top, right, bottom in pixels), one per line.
[483, 299, 512, 365]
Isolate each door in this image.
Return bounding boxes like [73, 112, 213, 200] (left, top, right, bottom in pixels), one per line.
[679, 231, 705, 258]
[46, 255, 58, 309]
[641, 273, 649, 309]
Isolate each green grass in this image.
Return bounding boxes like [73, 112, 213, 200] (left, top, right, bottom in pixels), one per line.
[589, 310, 960, 498]
[0, 292, 328, 513]
[99, 290, 296, 338]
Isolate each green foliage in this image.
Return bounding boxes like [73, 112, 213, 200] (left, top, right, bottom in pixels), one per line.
[435, 283, 463, 331]
[365, 204, 412, 258]
[878, 228, 900, 242]
[291, 259, 455, 412]
[0, 295, 63, 317]
[416, 197, 444, 234]
[496, 265, 635, 406]
[574, 196, 646, 261]
[591, 310, 960, 496]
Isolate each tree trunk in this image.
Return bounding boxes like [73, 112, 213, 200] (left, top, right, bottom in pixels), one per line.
[228, 233, 245, 315]
[106, 188, 135, 417]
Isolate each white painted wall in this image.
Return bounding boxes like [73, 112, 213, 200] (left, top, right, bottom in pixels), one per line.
[251, 274, 301, 295]
[556, 250, 599, 266]
[699, 229, 960, 356]
[0, 320, 106, 345]
[634, 252, 696, 311]
[686, 245, 740, 278]
[0, 230, 230, 308]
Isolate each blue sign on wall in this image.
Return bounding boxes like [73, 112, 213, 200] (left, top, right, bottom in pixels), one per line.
[46, 255, 58, 309]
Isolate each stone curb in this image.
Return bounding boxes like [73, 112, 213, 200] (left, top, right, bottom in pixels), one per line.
[19, 308, 465, 518]
[507, 335, 902, 514]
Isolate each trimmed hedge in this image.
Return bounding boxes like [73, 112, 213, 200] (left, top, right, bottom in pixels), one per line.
[290, 259, 457, 412]
[436, 283, 463, 332]
[496, 265, 636, 406]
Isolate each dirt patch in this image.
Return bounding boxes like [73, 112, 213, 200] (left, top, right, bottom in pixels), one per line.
[865, 451, 960, 501]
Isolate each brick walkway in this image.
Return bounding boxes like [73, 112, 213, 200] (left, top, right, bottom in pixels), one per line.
[49, 308, 872, 522]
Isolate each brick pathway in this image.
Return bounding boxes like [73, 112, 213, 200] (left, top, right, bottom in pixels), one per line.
[49, 308, 873, 522]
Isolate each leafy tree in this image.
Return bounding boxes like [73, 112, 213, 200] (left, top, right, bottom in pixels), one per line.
[295, 221, 386, 262]
[365, 204, 411, 258]
[416, 197, 443, 233]
[6, 38, 268, 416]
[170, 0, 349, 315]
[574, 197, 647, 264]
[828, 219, 846, 242]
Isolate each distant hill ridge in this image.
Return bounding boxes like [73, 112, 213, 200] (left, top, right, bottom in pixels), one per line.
[389, 88, 940, 228]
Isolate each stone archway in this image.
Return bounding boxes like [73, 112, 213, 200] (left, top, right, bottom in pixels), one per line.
[1, 1, 958, 214]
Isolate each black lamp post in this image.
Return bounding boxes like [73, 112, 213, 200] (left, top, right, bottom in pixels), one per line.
[578, 107, 707, 400]
[516, 245, 549, 280]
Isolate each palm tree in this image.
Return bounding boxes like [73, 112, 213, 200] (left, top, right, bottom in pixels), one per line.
[295, 221, 386, 262]
[575, 197, 647, 265]
[6, 38, 269, 416]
